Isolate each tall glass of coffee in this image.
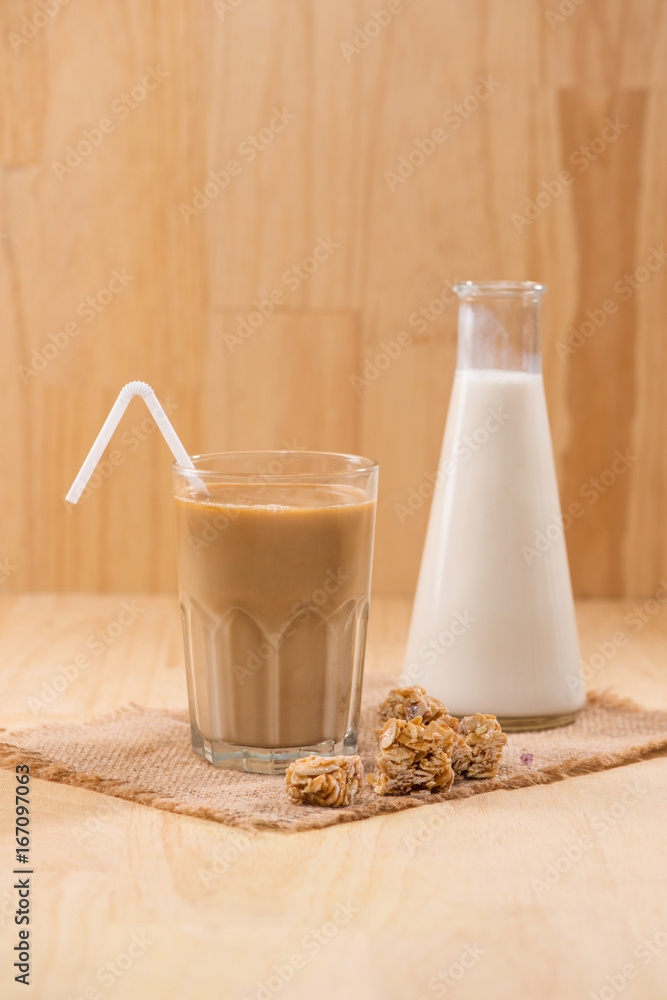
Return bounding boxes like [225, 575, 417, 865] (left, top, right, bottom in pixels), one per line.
[173, 450, 378, 774]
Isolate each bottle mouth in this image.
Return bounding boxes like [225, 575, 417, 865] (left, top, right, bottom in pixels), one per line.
[454, 280, 546, 298]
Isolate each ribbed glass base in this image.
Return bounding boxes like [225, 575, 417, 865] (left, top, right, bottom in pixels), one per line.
[190, 722, 358, 775]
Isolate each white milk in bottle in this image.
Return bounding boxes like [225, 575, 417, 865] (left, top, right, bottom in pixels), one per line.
[403, 282, 585, 729]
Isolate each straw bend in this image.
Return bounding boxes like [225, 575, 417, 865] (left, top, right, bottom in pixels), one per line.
[65, 380, 198, 504]
[119, 380, 155, 400]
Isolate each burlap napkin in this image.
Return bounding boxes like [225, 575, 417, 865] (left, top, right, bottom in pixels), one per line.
[2, 676, 667, 832]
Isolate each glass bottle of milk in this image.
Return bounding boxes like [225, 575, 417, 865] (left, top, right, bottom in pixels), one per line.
[403, 281, 585, 730]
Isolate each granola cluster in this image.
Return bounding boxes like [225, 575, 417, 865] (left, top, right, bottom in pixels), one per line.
[285, 754, 363, 807]
[367, 717, 455, 795]
[456, 713, 508, 778]
[369, 685, 507, 795]
[377, 685, 458, 729]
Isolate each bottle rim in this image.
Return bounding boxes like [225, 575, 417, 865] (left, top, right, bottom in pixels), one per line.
[454, 280, 546, 298]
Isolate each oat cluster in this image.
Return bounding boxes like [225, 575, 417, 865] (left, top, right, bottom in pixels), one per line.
[456, 713, 508, 779]
[377, 685, 458, 729]
[285, 754, 363, 807]
[367, 717, 455, 795]
[369, 685, 507, 795]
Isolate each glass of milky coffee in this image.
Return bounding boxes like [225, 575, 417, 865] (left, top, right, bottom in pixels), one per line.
[172, 450, 378, 774]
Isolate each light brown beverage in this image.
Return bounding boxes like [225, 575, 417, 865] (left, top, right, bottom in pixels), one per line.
[175, 482, 375, 755]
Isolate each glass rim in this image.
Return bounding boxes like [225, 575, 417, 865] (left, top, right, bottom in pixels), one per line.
[172, 449, 379, 478]
[454, 280, 547, 298]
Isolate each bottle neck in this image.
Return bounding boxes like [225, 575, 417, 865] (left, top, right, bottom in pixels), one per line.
[455, 288, 543, 374]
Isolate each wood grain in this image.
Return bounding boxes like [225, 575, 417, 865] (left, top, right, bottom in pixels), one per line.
[0, 0, 666, 596]
[1, 594, 667, 999]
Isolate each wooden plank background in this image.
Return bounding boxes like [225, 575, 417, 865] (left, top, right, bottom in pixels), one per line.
[0, 0, 665, 597]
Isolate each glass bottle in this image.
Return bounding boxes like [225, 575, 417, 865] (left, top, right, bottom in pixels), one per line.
[403, 281, 585, 730]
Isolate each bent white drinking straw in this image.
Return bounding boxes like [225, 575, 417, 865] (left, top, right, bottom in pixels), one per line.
[66, 380, 199, 504]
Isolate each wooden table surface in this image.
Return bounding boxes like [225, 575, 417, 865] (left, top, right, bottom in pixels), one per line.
[1, 594, 666, 1000]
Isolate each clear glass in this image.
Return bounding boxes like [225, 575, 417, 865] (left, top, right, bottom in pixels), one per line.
[455, 280, 546, 373]
[403, 281, 585, 731]
[173, 450, 378, 773]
